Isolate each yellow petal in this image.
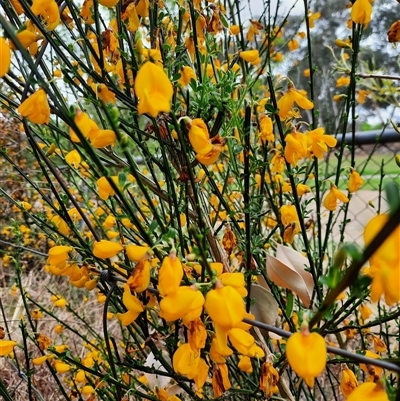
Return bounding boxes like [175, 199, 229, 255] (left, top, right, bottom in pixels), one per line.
[91, 129, 117, 148]
[347, 382, 388, 401]
[93, 240, 123, 259]
[286, 331, 327, 386]
[204, 283, 246, 331]
[239, 50, 259, 63]
[189, 119, 213, 155]
[292, 90, 314, 110]
[158, 253, 184, 297]
[277, 92, 294, 119]
[125, 245, 150, 262]
[0, 340, 17, 356]
[0, 38, 11, 77]
[135, 62, 173, 117]
[351, 0, 372, 25]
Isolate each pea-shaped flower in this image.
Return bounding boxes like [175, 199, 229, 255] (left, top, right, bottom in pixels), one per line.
[204, 281, 246, 331]
[286, 327, 327, 387]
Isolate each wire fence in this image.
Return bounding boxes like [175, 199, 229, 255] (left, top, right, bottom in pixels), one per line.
[323, 128, 400, 243]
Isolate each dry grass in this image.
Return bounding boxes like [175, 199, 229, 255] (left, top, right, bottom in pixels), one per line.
[0, 262, 115, 401]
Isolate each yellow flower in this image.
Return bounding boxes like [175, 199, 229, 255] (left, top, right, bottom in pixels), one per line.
[307, 10, 321, 28]
[70, 110, 99, 142]
[117, 284, 144, 326]
[160, 286, 204, 321]
[335, 39, 352, 48]
[158, 253, 184, 296]
[288, 39, 299, 51]
[280, 204, 301, 244]
[286, 328, 327, 387]
[126, 253, 151, 293]
[210, 335, 232, 363]
[259, 115, 274, 142]
[348, 169, 364, 193]
[125, 245, 150, 262]
[280, 204, 299, 227]
[19, 201, 32, 211]
[93, 240, 123, 259]
[0, 38, 11, 77]
[53, 360, 70, 373]
[363, 213, 400, 305]
[92, 83, 116, 103]
[303, 68, 310, 77]
[306, 127, 337, 159]
[238, 355, 253, 372]
[278, 86, 313, 120]
[239, 49, 259, 63]
[204, 281, 246, 331]
[360, 350, 383, 377]
[336, 76, 351, 87]
[273, 52, 283, 62]
[136, 0, 149, 17]
[178, 66, 196, 86]
[227, 328, 255, 355]
[65, 149, 81, 168]
[340, 365, 358, 398]
[96, 176, 117, 200]
[359, 303, 372, 321]
[53, 297, 67, 307]
[33, 355, 51, 366]
[31, 309, 43, 320]
[81, 386, 95, 396]
[31, 0, 60, 31]
[91, 129, 117, 149]
[173, 343, 200, 378]
[18, 88, 51, 124]
[364, 214, 400, 265]
[51, 215, 70, 236]
[357, 89, 369, 104]
[351, 0, 372, 26]
[372, 335, 387, 353]
[10, 30, 41, 49]
[230, 25, 241, 35]
[196, 135, 224, 165]
[188, 119, 213, 155]
[297, 183, 311, 196]
[47, 245, 72, 267]
[81, 0, 94, 24]
[284, 131, 307, 166]
[347, 382, 389, 401]
[219, 272, 247, 297]
[259, 362, 279, 397]
[135, 61, 173, 117]
[98, 0, 119, 7]
[0, 340, 17, 356]
[323, 185, 349, 211]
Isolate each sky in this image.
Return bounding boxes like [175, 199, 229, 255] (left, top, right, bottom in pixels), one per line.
[242, 0, 303, 21]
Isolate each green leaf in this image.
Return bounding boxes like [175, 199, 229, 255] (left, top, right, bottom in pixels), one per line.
[285, 291, 294, 317]
[386, 182, 400, 215]
[118, 172, 127, 187]
[161, 227, 178, 242]
[350, 275, 372, 299]
[219, 11, 229, 29]
[340, 243, 362, 262]
[0, 378, 13, 401]
[148, 219, 158, 234]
